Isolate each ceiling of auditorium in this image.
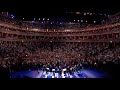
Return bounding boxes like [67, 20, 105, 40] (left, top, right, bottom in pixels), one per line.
[0, 0, 120, 21]
[0, 0, 119, 12]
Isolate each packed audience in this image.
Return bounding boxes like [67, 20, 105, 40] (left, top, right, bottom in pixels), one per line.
[0, 41, 120, 77]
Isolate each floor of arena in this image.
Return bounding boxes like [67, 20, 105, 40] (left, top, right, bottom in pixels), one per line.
[11, 68, 108, 78]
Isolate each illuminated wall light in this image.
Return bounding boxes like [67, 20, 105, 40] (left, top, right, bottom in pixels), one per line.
[76, 12, 80, 14]
[77, 20, 79, 22]
[60, 22, 62, 24]
[38, 18, 40, 20]
[74, 20, 75, 22]
[84, 13, 86, 15]
[90, 13, 92, 15]
[33, 18, 35, 21]
[43, 18, 45, 20]
[94, 21, 96, 23]
[7, 12, 8, 16]
[47, 19, 49, 20]
[81, 20, 83, 22]
[23, 18, 24, 20]
[87, 12, 89, 14]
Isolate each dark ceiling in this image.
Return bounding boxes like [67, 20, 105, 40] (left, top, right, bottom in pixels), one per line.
[0, 0, 119, 10]
[0, 0, 120, 20]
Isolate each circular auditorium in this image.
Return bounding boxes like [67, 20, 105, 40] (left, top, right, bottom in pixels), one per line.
[0, 10, 120, 78]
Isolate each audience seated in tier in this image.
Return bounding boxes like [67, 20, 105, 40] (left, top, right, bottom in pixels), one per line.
[0, 42, 120, 75]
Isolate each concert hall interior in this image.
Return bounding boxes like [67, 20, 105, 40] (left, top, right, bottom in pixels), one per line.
[0, 1, 120, 78]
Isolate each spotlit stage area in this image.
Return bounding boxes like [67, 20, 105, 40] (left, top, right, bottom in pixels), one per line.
[10, 68, 108, 78]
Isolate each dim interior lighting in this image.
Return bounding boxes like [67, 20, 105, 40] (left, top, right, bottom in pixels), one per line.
[47, 19, 49, 20]
[81, 20, 83, 22]
[23, 18, 24, 20]
[65, 29, 71, 31]
[38, 18, 40, 20]
[77, 20, 79, 22]
[94, 21, 96, 23]
[43, 18, 45, 20]
[84, 13, 86, 15]
[76, 12, 80, 14]
[110, 41, 113, 43]
[87, 12, 89, 14]
[11, 14, 15, 19]
[86, 21, 88, 22]
[90, 13, 92, 15]
[34, 18, 36, 21]
[6, 12, 8, 16]
[33, 29, 39, 31]
[74, 20, 75, 22]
